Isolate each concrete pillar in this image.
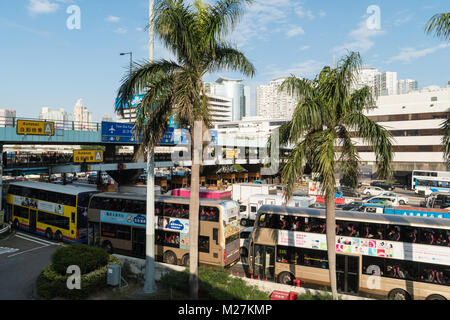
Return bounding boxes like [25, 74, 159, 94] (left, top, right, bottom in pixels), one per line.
[104, 145, 116, 163]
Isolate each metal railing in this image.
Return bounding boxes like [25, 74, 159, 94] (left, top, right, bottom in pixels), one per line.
[0, 116, 102, 132]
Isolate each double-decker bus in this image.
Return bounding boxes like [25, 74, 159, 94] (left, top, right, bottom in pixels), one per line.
[412, 170, 450, 196]
[6, 181, 99, 242]
[86, 193, 241, 267]
[247, 205, 450, 300]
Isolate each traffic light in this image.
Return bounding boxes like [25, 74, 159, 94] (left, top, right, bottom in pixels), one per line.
[118, 163, 124, 171]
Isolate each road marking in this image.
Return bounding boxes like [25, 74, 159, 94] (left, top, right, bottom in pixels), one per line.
[7, 246, 48, 258]
[15, 233, 58, 246]
[0, 247, 19, 255]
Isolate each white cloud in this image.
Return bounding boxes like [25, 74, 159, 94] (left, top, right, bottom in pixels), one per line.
[106, 15, 120, 23]
[295, 6, 315, 20]
[286, 26, 305, 38]
[265, 59, 324, 79]
[27, 0, 59, 15]
[299, 45, 310, 51]
[114, 27, 127, 35]
[393, 14, 413, 26]
[333, 19, 386, 55]
[387, 44, 450, 64]
[318, 10, 326, 17]
[229, 0, 315, 47]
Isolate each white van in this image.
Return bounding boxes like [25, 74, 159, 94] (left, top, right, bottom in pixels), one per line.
[239, 193, 316, 226]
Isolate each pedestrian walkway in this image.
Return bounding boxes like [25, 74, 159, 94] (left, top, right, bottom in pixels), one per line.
[0, 247, 19, 255]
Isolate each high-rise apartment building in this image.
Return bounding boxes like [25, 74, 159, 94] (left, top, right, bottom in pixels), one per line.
[207, 94, 233, 123]
[39, 107, 69, 129]
[397, 79, 419, 94]
[73, 99, 93, 130]
[255, 77, 299, 120]
[0, 108, 16, 127]
[205, 77, 250, 121]
[352, 67, 379, 96]
[375, 71, 398, 96]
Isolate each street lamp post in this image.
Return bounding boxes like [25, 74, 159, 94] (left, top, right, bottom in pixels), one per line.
[143, 0, 157, 294]
[120, 52, 133, 123]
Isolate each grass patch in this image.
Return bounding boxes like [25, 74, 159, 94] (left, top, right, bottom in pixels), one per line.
[160, 267, 269, 300]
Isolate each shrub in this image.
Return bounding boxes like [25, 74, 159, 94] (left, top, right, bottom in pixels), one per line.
[37, 253, 120, 300]
[51, 244, 110, 275]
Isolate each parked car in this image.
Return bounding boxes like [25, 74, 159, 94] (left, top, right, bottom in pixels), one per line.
[88, 172, 113, 184]
[364, 194, 408, 206]
[380, 192, 409, 205]
[239, 227, 253, 264]
[337, 186, 360, 198]
[337, 201, 364, 211]
[362, 186, 385, 196]
[370, 181, 394, 191]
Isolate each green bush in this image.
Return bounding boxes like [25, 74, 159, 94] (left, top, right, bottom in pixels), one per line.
[51, 244, 110, 275]
[160, 267, 269, 300]
[37, 253, 120, 300]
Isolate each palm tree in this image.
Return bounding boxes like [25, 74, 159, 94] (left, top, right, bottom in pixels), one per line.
[277, 52, 393, 299]
[425, 13, 450, 165]
[116, 0, 255, 299]
[425, 13, 450, 40]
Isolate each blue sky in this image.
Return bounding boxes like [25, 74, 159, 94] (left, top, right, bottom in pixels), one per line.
[0, 0, 449, 121]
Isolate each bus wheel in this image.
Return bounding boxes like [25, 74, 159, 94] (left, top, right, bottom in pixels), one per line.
[278, 272, 294, 285]
[240, 219, 247, 227]
[45, 229, 53, 240]
[181, 254, 189, 267]
[388, 289, 411, 300]
[426, 294, 446, 300]
[55, 231, 63, 242]
[163, 251, 177, 265]
[399, 200, 406, 205]
[13, 219, 20, 229]
[102, 241, 113, 254]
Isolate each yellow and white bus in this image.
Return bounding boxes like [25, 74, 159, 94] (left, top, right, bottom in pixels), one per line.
[248, 205, 450, 300]
[6, 181, 99, 243]
[87, 192, 241, 267]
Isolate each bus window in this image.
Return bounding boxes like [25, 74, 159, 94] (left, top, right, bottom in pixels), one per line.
[71, 212, 75, 224]
[200, 206, 218, 221]
[156, 230, 180, 248]
[240, 205, 247, 213]
[38, 211, 70, 230]
[362, 256, 384, 276]
[199, 236, 210, 253]
[14, 205, 29, 219]
[419, 229, 436, 245]
[155, 202, 163, 216]
[258, 214, 268, 228]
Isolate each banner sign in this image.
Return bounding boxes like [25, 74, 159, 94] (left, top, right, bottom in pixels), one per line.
[73, 150, 103, 163]
[278, 230, 450, 266]
[100, 210, 146, 227]
[17, 120, 54, 136]
[13, 196, 64, 214]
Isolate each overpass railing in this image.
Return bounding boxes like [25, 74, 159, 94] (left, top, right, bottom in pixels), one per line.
[0, 116, 102, 132]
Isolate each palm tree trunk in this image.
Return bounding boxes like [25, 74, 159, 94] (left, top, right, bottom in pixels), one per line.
[189, 121, 202, 299]
[325, 190, 338, 300]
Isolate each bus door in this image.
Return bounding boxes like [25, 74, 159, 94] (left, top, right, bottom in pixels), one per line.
[87, 222, 100, 246]
[132, 228, 146, 258]
[253, 244, 275, 281]
[29, 209, 37, 232]
[336, 255, 359, 294]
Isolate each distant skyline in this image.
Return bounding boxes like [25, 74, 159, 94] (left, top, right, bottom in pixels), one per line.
[0, 0, 449, 121]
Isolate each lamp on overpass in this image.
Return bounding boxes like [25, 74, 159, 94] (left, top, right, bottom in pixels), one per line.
[120, 52, 133, 123]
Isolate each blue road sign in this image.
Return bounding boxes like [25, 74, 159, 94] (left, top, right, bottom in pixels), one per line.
[101, 122, 141, 144]
[159, 127, 175, 145]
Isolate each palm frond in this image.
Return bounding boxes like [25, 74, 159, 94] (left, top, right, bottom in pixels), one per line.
[425, 13, 450, 40]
